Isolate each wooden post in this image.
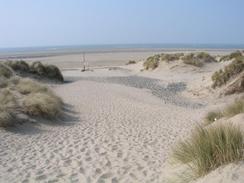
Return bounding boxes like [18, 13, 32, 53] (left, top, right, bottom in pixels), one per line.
[81, 52, 86, 72]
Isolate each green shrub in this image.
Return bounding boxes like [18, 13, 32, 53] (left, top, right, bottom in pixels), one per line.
[23, 92, 63, 119]
[212, 57, 244, 88]
[220, 51, 243, 62]
[172, 124, 244, 177]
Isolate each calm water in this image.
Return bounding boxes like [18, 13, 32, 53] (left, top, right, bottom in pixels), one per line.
[0, 44, 243, 57]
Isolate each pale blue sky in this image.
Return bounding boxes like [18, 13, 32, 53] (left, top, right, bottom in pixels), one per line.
[0, 0, 244, 48]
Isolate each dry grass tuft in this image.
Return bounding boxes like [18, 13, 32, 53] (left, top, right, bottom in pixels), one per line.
[172, 124, 244, 177]
[0, 89, 17, 127]
[16, 78, 48, 95]
[0, 63, 14, 78]
[23, 92, 63, 119]
[0, 73, 64, 127]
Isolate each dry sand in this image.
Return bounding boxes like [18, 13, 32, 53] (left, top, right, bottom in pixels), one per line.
[0, 50, 241, 183]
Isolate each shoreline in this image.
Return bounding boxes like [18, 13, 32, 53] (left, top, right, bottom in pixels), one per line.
[0, 47, 241, 60]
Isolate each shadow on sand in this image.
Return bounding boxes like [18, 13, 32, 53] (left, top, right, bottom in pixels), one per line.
[4, 103, 80, 135]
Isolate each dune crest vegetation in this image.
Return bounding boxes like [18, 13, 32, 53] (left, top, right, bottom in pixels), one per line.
[182, 52, 216, 67]
[220, 51, 243, 62]
[4, 60, 64, 82]
[212, 57, 244, 88]
[143, 53, 184, 70]
[143, 52, 216, 70]
[0, 62, 64, 127]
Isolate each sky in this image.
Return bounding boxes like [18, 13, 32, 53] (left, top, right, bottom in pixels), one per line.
[0, 0, 244, 48]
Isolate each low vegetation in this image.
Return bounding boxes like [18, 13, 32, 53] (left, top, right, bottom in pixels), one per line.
[205, 111, 223, 125]
[160, 53, 184, 62]
[205, 98, 244, 125]
[16, 78, 48, 95]
[143, 55, 160, 70]
[224, 99, 244, 118]
[126, 60, 136, 65]
[212, 57, 244, 88]
[23, 92, 63, 118]
[143, 53, 184, 70]
[0, 62, 64, 127]
[220, 51, 243, 62]
[0, 89, 17, 127]
[182, 52, 216, 67]
[172, 124, 244, 177]
[0, 63, 14, 78]
[5, 60, 64, 82]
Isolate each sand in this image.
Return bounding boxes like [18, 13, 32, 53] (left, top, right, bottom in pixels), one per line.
[0, 50, 241, 183]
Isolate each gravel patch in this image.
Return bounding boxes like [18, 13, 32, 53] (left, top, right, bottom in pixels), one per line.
[78, 75, 205, 108]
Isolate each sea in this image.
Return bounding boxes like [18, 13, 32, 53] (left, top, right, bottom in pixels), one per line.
[0, 44, 243, 59]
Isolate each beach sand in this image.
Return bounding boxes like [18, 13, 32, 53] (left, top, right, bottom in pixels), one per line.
[0, 50, 241, 183]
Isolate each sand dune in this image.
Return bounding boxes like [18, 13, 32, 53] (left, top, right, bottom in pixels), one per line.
[0, 68, 206, 182]
[0, 50, 241, 183]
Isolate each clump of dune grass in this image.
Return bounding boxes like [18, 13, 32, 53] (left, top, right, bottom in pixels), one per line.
[30, 62, 64, 82]
[143, 53, 184, 70]
[143, 55, 160, 70]
[0, 63, 13, 78]
[16, 78, 48, 95]
[182, 52, 216, 67]
[220, 51, 243, 62]
[204, 111, 223, 125]
[0, 71, 64, 127]
[4, 60, 29, 73]
[23, 92, 63, 119]
[126, 60, 136, 65]
[0, 89, 17, 127]
[172, 124, 244, 177]
[212, 57, 244, 88]
[160, 53, 184, 62]
[5, 60, 64, 82]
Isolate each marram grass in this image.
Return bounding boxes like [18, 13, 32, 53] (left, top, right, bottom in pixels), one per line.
[172, 124, 244, 177]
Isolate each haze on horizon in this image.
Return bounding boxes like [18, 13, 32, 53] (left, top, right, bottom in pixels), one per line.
[0, 0, 244, 48]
